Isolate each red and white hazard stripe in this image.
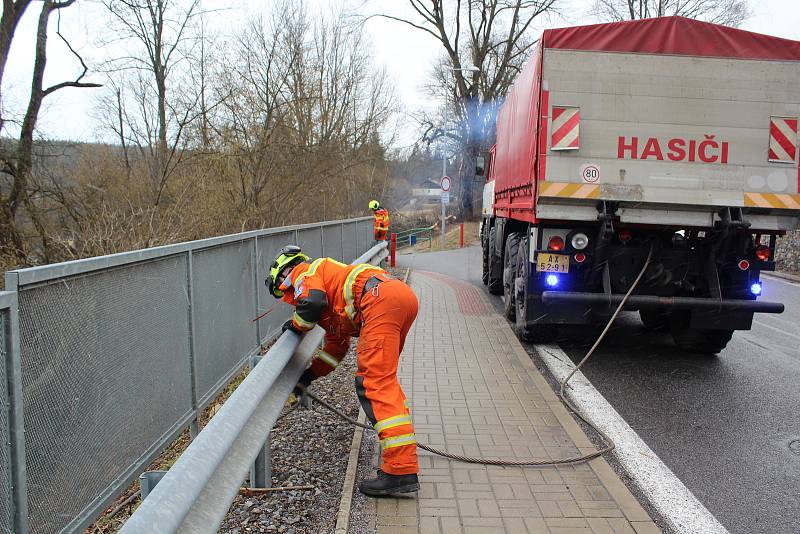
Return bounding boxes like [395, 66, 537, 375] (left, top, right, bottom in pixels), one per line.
[768, 116, 798, 163]
[551, 106, 580, 151]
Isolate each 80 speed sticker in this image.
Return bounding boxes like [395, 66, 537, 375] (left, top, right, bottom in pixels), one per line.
[581, 164, 600, 183]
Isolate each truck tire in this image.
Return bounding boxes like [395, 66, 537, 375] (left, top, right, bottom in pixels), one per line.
[481, 225, 490, 285]
[639, 309, 669, 331]
[487, 226, 503, 294]
[669, 311, 733, 354]
[513, 235, 558, 343]
[503, 232, 522, 320]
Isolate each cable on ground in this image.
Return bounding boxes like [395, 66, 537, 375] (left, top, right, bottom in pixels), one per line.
[302, 246, 653, 467]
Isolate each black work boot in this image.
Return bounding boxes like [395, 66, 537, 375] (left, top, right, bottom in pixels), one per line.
[358, 469, 419, 496]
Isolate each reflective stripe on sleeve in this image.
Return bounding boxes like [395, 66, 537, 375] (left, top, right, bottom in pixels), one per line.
[380, 433, 416, 449]
[295, 258, 325, 286]
[317, 350, 339, 368]
[343, 264, 382, 322]
[374, 414, 413, 433]
[292, 312, 316, 330]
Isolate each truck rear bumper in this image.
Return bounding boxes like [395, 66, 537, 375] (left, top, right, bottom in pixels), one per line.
[541, 291, 784, 314]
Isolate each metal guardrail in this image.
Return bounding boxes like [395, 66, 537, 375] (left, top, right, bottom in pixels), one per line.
[0, 217, 376, 534]
[118, 242, 388, 534]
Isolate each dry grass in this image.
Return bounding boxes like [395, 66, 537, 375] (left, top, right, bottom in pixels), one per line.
[406, 221, 480, 253]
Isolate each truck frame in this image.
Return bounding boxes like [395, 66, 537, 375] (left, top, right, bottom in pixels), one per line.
[480, 17, 800, 353]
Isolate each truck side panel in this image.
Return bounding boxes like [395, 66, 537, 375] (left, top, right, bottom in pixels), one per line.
[492, 44, 542, 223]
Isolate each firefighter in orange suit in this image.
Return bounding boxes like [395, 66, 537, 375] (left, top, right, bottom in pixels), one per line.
[369, 200, 390, 241]
[267, 245, 419, 495]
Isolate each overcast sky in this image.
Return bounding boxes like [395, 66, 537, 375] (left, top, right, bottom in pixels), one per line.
[2, 0, 798, 146]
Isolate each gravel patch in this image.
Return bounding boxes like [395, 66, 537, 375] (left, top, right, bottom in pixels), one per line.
[219, 349, 361, 534]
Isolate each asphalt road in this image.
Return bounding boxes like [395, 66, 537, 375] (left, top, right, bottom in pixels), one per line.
[399, 246, 800, 534]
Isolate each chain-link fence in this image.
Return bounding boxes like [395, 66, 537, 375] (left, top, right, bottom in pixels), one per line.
[1, 218, 376, 534]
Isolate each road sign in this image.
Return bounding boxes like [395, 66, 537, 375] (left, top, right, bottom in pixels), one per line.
[441, 176, 451, 192]
[442, 192, 450, 204]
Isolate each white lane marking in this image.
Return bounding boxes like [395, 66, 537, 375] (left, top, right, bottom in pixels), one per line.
[535, 344, 729, 534]
[754, 319, 800, 342]
[762, 273, 800, 288]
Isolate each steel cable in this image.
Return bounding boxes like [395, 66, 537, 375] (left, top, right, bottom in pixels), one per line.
[302, 244, 653, 467]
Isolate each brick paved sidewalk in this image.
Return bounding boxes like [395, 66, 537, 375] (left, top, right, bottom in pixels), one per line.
[366, 270, 660, 534]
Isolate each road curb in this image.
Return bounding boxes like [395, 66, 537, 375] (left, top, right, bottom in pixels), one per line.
[534, 343, 729, 534]
[333, 409, 366, 534]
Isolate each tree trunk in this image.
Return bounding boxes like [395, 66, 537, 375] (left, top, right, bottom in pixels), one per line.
[0, 1, 35, 133]
[13, 1, 56, 262]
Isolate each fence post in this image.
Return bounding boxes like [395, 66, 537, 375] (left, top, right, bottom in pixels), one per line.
[459, 223, 464, 248]
[340, 223, 346, 262]
[186, 251, 200, 438]
[251, 237, 261, 347]
[390, 233, 397, 267]
[4, 284, 29, 534]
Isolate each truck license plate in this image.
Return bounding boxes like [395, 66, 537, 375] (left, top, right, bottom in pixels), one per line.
[537, 253, 570, 273]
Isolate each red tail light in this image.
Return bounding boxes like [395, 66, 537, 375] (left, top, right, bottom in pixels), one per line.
[548, 236, 564, 251]
[755, 245, 771, 261]
[618, 229, 632, 243]
[738, 259, 750, 271]
[574, 252, 587, 263]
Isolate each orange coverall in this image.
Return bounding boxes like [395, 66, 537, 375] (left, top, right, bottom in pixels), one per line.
[373, 208, 390, 241]
[280, 258, 419, 475]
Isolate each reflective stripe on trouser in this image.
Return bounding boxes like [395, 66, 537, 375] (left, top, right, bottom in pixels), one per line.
[355, 279, 419, 475]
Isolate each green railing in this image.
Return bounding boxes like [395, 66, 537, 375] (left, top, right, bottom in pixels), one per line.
[394, 226, 435, 249]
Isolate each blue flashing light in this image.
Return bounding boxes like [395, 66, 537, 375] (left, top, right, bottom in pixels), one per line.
[545, 274, 559, 288]
[750, 282, 762, 296]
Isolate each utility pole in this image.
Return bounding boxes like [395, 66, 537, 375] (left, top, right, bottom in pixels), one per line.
[441, 82, 447, 250]
[441, 65, 480, 250]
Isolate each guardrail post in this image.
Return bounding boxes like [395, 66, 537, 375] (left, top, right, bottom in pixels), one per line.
[139, 471, 167, 500]
[186, 251, 200, 438]
[248, 355, 272, 489]
[390, 233, 397, 267]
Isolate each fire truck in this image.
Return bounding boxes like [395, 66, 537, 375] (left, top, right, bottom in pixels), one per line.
[480, 16, 800, 353]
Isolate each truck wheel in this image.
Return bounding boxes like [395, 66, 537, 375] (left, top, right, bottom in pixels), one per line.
[503, 232, 522, 320]
[481, 225, 490, 285]
[487, 226, 503, 294]
[639, 309, 669, 331]
[669, 312, 733, 354]
[513, 235, 558, 343]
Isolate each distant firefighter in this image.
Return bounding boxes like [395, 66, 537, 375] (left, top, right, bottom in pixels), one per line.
[369, 200, 389, 241]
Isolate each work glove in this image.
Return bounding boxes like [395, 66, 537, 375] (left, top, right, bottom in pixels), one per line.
[282, 319, 302, 335]
[292, 369, 315, 399]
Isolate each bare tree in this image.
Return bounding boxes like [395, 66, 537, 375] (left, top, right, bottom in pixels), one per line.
[101, 0, 204, 207]
[0, 0, 101, 263]
[376, 0, 559, 219]
[592, 0, 750, 27]
[210, 1, 395, 228]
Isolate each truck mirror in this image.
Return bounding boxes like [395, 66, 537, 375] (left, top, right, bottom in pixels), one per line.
[475, 156, 486, 176]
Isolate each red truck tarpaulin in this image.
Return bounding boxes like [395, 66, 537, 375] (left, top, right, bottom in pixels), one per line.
[541, 16, 800, 62]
